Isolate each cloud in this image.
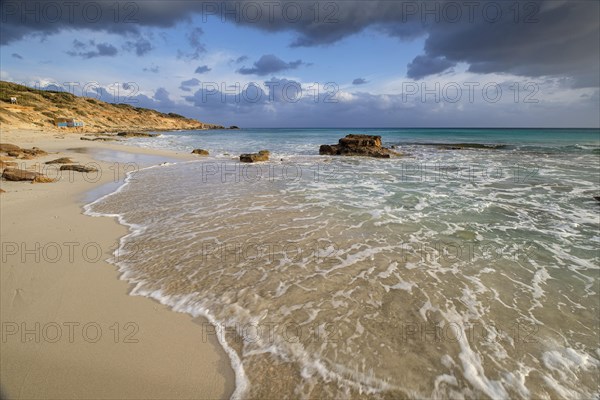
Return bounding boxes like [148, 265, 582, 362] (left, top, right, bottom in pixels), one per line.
[406, 55, 456, 80]
[179, 78, 201, 92]
[2, 1, 598, 87]
[237, 54, 306, 76]
[195, 65, 211, 74]
[66, 40, 118, 59]
[352, 78, 367, 85]
[11, 53, 23, 59]
[235, 55, 248, 64]
[124, 37, 153, 56]
[178, 27, 206, 60]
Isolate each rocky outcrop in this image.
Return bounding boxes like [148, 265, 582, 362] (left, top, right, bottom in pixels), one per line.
[60, 165, 99, 173]
[319, 134, 398, 158]
[192, 149, 209, 156]
[46, 157, 74, 164]
[240, 150, 270, 163]
[117, 132, 158, 138]
[2, 168, 52, 182]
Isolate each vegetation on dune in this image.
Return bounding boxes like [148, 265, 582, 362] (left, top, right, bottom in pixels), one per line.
[0, 80, 224, 132]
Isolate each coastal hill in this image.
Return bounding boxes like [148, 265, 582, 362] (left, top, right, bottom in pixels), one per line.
[0, 81, 224, 133]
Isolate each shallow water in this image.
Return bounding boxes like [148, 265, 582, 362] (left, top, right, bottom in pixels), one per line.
[87, 129, 600, 399]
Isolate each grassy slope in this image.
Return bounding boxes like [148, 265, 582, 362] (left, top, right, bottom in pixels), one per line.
[0, 81, 224, 132]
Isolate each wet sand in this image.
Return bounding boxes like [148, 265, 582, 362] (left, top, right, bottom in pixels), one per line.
[0, 130, 235, 399]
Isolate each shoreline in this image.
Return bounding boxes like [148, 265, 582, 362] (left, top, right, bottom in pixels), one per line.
[0, 129, 235, 399]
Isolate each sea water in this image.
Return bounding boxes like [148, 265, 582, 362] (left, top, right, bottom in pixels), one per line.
[86, 128, 600, 399]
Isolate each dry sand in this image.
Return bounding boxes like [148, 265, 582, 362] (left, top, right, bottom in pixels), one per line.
[0, 130, 235, 399]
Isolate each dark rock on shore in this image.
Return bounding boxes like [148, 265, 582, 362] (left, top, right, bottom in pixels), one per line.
[240, 150, 270, 163]
[117, 132, 158, 138]
[192, 149, 209, 156]
[229, 126, 240, 129]
[46, 157, 74, 164]
[60, 165, 99, 173]
[2, 168, 53, 182]
[319, 134, 398, 158]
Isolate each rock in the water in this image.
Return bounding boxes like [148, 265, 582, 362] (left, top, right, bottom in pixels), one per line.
[192, 149, 209, 156]
[117, 132, 158, 138]
[240, 150, 270, 163]
[60, 165, 99, 173]
[319, 134, 398, 158]
[46, 157, 74, 164]
[0, 143, 21, 153]
[594, 196, 600, 202]
[229, 126, 240, 129]
[2, 168, 45, 182]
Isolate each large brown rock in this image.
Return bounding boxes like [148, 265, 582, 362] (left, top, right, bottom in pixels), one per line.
[60, 165, 99, 173]
[2, 168, 51, 182]
[192, 149, 209, 156]
[240, 150, 270, 163]
[0, 143, 21, 153]
[319, 134, 397, 158]
[22, 147, 48, 157]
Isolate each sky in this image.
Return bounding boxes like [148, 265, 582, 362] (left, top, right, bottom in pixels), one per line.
[1, 0, 599, 128]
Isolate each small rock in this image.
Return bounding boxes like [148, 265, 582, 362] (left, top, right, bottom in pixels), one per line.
[7, 151, 22, 157]
[192, 149, 209, 156]
[46, 157, 74, 164]
[0, 188, 5, 194]
[33, 175, 56, 183]
[240, 150, 270, 163]
[594, 196, 600, 202]
[22, 147, 48, 157]
[229, 126, 240, 129]
[60, 165, 99, 173]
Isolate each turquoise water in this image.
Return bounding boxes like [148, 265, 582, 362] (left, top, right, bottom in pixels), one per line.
[89, 129, 600, 399]
[122, 128, 600, 157]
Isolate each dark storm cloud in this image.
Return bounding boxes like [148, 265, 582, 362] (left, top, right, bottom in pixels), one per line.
[237, 55, 305, 76]
[66, 40, 118, 59]
[406, 55, 456, 79]
[195, 65, 211, 74]
[180, 78, 201, 92]
[124, 37, 153, 56]
[352, 78, 367, 85]
[2, 1, 598, 86]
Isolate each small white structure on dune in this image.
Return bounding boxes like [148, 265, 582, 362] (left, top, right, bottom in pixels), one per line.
[10, 97, 17, 104]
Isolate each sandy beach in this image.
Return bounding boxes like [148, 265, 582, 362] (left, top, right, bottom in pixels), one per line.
[0, 129, 234, 399]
